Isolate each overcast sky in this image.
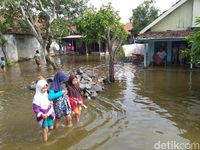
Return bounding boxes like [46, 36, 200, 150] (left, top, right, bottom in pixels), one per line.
[89, 0, 179, 23]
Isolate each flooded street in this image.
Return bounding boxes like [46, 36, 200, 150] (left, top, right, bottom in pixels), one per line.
[0, 55, 200, 150]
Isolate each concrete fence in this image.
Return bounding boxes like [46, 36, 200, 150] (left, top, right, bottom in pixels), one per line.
[0, 34, 42, 62]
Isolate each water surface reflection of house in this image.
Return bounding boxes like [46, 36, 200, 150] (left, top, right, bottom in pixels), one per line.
[135, 0, 200, 68]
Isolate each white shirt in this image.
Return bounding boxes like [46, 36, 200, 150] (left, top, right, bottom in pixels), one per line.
[157, 51, 166, 59]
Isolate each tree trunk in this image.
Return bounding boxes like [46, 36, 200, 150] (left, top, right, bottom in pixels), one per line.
[20, 3, 58, 70]
[40, 46, 47, 64]
[106, 42, 109, 53]
[43, 42, 58, 70]
[46, 54, 58, 70]
[109, 51, 115, 82]
[0, 34, 8, 62]
[85, 42, 88, 55]
[1, 45, 8, 62]
[98, 40, 101, 54]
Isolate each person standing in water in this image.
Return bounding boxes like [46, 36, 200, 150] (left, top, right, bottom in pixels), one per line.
[48, 71, 72, 128]
[32, 79, 55, 142]
[0, 57, 6, 72]
[67, 75, 86, 122]
[34, 50, 42, 67]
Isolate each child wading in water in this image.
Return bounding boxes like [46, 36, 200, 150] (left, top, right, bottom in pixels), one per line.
[32, 79, 55, 142]
[34, 50, 42, 67]
[67, 75, 86, 122]
[48, 71, 72, 128]
[0, 57, 6, 72]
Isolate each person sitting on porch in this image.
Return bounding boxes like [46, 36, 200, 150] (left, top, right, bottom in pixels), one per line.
[172, 45, 179, 64]
[66, 43, 74, 52]
[153, 49, 166, 65]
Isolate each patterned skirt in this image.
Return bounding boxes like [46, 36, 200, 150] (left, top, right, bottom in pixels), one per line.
[53, 96, 71, 118]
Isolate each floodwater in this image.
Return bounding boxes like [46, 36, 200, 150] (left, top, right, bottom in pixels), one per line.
[0, 55, 200, 150]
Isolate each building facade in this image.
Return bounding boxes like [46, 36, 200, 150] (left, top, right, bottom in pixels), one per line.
[135, 0, 200, 68]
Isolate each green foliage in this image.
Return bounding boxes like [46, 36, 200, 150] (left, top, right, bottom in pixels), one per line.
[0, 0, 88, 37]
[181, 17, 200, 64]
[51, 19, 71, 39]
[131, 0, 159, 34]
[117, 46, 125, 59]
[77, 3, 127, 82]
[6, 60, 13, 67]
[0, 34, 7, 46]
[77, 3, 127, 44]
[76, 10, 98, 43]
[0, 0, 29, 34]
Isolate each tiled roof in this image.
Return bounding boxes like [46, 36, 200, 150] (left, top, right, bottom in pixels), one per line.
[124, 23, 133, 32]
[136, 30, 194, 39]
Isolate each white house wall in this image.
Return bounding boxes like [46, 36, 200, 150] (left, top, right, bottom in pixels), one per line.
[4, 35, 18, 62]
[16, 35, 42, 60]
[0, 34, 42, 62]
[192, 0, 200, 27]
[151, 0, 193, 31]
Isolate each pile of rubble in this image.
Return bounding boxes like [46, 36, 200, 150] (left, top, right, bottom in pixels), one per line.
[28, 67, 107, 99]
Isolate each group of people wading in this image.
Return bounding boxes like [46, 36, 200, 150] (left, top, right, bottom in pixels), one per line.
[32, 71, 86, 142]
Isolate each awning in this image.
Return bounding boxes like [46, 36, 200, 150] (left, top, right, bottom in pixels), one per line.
[62, 35, 82, 39]
[135, 30, 193, 43]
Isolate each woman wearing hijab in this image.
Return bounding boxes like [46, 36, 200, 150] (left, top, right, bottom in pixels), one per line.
[48, 71, 72, 129]
[67, 75, 86, 122]
[33, 79, 55, 142]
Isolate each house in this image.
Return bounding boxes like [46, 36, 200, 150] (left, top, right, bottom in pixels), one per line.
[61, 35, 84, 54]
[0, 14, 46, 62]
[135, 0, 200, 68]
[61, 35, 106, 55]
[124, 22, 133, 43]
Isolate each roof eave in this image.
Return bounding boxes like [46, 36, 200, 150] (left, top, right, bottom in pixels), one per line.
[135, 37, 186, 43]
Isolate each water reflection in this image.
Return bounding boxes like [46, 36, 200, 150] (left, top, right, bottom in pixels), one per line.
[134, 67, 200, 146]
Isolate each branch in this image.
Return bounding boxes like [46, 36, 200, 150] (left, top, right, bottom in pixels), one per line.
[49, 5, 56, 23]
[24, 0, 50, 18]
[38, 0, 55, 22]
[24, 0, 41, 10]
[20, 5, 43, 44]
[114, 39, 123, 54]
[110, 26, 119, 49]
[38, 0, 46, 12]
[106, 28, 111, 51]
[26, 4, 34, 25]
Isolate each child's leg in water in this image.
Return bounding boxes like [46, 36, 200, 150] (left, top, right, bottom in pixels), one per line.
[75, 106, 82, 122]
[54, 118, 60, 129]
[65, 114, 73, 127]
[42, 127, 48, 142]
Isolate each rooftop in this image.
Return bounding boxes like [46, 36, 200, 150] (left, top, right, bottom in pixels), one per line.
[136, 30, 194, 41]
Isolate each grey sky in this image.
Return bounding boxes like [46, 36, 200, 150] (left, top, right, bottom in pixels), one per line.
[89, 0, 179, 23]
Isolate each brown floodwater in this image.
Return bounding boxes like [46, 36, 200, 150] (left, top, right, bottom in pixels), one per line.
[0, 55, 200, 150]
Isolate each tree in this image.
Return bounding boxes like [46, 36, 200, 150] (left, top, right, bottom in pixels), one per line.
[0, 33, 7, 61]
[77, 3, 127, 82]
[181, 17, 200, 67]
[76, 9, 98, 54]
[0, 0, 88, 69]
[130, 0, 159, 35]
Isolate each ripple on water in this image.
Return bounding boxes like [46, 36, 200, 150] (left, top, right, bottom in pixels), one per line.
[66, 97, 127, 150]
[1, 58, 200, 150]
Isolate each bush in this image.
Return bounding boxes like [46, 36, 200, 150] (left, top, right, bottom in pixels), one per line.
[181, 17, 200, 64]
[6, 60, 13, 67]
[118, 47, 125, 59]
